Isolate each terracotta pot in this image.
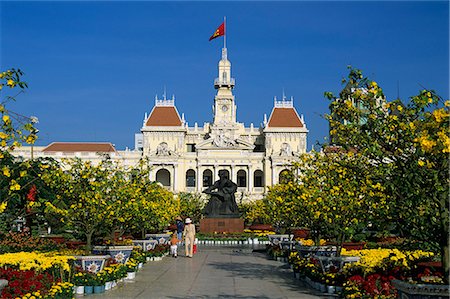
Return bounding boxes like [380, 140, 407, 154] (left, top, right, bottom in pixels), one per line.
[291, 228, 310, 239]
[248, 224, 274, 231]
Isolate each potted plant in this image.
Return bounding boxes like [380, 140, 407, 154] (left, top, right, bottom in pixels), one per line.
[83, 272, 96, 294]
[73, 271, 86, 294]
[125, 258, 138, 279]
[93, 271, 106, 294]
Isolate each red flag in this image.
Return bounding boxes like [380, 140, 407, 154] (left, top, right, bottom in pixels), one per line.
[209, 22, 225, 41]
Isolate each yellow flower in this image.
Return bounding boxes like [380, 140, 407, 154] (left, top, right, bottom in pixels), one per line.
[6, 79, 14, 87]
[0, 202, 7, 213]
[418, 160, 425, 167]
[2, 167, 10, 177]
[2, 115, 10, 124]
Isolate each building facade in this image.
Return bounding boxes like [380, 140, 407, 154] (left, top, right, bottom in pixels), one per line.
[139, 47, 308, 200]
[13, 47, 309, 201]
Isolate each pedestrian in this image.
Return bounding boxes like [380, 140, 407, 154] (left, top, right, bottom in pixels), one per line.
[176, 216, 184, 241]
[183, 218, 196, 258]
[169, 232, 179, 258]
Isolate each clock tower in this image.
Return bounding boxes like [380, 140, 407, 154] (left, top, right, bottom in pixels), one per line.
[212, 47, 236, 126]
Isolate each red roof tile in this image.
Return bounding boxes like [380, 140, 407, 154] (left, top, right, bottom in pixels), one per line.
[145, 106, 182, 126]
[267, 108, 303, 128]
[43, 142, 116, 152]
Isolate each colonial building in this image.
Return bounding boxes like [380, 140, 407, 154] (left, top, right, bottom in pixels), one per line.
[13, 46, 309, 200]
[138, 47, 308, 200]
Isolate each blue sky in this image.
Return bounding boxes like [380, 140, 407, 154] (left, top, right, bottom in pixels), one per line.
[1, 1, 448, 150]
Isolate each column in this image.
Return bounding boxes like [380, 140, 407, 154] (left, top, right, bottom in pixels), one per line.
[231, 165, 235, 182]
[197, 165, 202, 192]
[248, 165, 253, 193]
[173, 165, 177, 192]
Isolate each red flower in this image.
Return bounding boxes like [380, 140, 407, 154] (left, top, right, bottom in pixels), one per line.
[26, 184, 37, 201]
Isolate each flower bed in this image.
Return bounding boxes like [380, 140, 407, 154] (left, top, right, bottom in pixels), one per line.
[288, 248, 439, 298]
[0, 252, 74, 298]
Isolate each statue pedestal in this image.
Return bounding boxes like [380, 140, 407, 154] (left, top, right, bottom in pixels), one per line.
[200, 218, 244, 234]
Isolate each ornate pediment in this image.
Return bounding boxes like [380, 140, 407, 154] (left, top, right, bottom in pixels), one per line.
[148, 142, 180, 157]
[196, 136, 255, 151]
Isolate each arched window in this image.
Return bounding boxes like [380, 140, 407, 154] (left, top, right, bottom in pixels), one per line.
[156, 169, 171, 187]
[186, 169, 196, 187]
[203, 169, 213, 187]
[279, 169, 290, 184]
[237, 170, 247, 187]
[222, 71, 227, 82]
[254, 170, 264, 187]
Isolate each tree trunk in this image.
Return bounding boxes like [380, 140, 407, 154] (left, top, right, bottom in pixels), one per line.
[85, 231, 94, 255]
[336, 232, 346, 257]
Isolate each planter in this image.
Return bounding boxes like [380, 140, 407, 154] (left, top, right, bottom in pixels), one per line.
[296, 245, 337, 258]
[248, 224, 274, 231]
[326, 285, 335, 294]
[84, 286, 93, 294]
[291, 228, 310, 239]
[105, 281, 112, 291]
[138, 262, 143, 269]
[0, 279, 8, 294]
[93, 245, 134, 264]
[315, 255, 360, 272]
[94, 285, 104, 293]
[268, 234, 292, 246]
[145, 233, 170, 245]
[132, 239, 158, 251]
[392, 279, 449, 299]
[126, 272, 136, 280]
[73, 255, 110, 273]
[75, 285, 84, 294]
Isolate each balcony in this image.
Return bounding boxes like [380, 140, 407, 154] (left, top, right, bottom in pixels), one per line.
[214, 78, 235, 88]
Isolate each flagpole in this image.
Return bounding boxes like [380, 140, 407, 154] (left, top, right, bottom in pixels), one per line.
[224, 16, 226, 49]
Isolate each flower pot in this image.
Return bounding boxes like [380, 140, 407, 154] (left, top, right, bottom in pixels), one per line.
[73, 255, 110, 273]
[392, 279, 449, 299]
[138, 262, 143, 269]
[75, 286, 84, 294]
[326, 285, 335, 294]
[93, 245, 134, 264]
[126, 272, 136, 280]
[93, 285, 103, 293]
[132, 239, 158, 251]
[84, 286, 93, 294]
[105, 281, 112, 291]
[111, 280, 117, 288]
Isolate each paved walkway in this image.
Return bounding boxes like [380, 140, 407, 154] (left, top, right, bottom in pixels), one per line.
[92, 246, 331, 299]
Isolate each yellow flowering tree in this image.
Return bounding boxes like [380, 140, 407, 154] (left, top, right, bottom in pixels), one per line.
[0, 68, 43, 231]
[325, 67, 449, 282]
[42, 158, 119, 253]
[267, 150, 388, 253]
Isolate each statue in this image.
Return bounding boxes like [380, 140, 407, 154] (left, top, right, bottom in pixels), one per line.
[203, 170, 239, 218]
[156, 142, 170, 156]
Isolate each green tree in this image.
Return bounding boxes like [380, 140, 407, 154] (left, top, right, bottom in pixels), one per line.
[325, 67, 449, 282]
[0, 69, 40, 231]
[177, 192, 204, 222]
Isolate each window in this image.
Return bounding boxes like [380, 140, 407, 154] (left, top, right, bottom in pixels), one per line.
[254, 170, 264, 187]
[203, 169, 213, 187]
[156, 169, 171, 187]
[187, 143, 196, 152]
[186, 169, 196, 187]
[237, 170, 247, 187]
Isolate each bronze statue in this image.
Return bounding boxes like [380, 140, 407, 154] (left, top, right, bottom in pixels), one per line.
[203, 170, 239, 218]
